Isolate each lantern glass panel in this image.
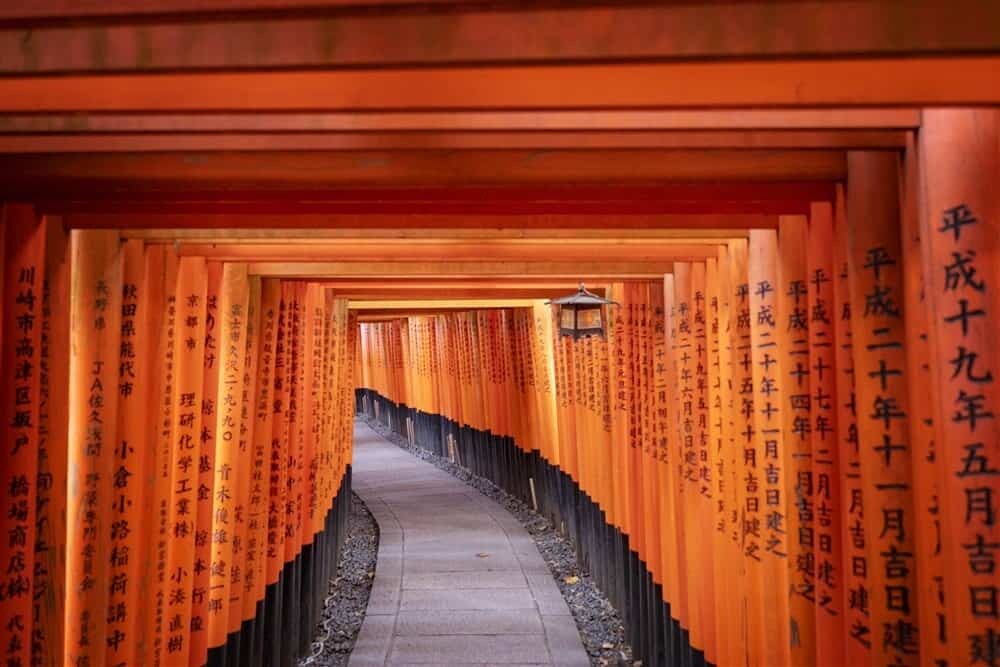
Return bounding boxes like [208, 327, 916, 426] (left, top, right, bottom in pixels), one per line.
[577, 306, 602, 331]
[560, 307, 576, 330]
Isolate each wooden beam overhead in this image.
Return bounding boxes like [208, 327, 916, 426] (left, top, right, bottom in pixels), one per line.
[124, 228, 750, 241]
[328, 287, 603, 300]
[0, 59, 995, 111]
[44, 183, 832, 206]
[68, 213, 783, 229]
[356, 310, 528, 322]
[349, 299, 539, 311]
[317, 280, 593, 288]
[319, 281, 604, 299]
[0, 130, 908, 153]
[0, 0, 445, 21]
[0, 109, 922, 133]
[38, 181, 829, 221]
[0, 2, 996, 70]
[174, 241, 722, 262]
[247, 260, 674, 278]
[318, 280, 603, 299]
[0, 150, 846, 194]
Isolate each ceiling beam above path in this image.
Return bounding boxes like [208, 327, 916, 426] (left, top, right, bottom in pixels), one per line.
[72, 212, 783, 229]
[317, 279, 609, 300]
[124, 228, 748, 241]
[0, 2, 996, 70]
[0, 130, 908, 153]
[355, 310, 532, 322]
[337, 289, 593, 300]
[174, 241, 723, 262]
[323, 280, 600, 296]
[0, 110, 922, 133]
[37, 182, 830, 221]
[0, 59, 996, 112]
[349, 300, 539, 311]
[247, 261, 674, 279]
[0, 151, 846, 194]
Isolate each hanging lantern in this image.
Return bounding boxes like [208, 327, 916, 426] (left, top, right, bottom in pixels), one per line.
[547, 283, 617, 339]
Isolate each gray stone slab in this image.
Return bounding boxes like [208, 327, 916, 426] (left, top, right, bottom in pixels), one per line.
[541, 615, 590, 666]
[525, 574, 562, 598]
[366, 576, 402, 614]
[348, 614, 395, 667]
[403, 570, 527, 590]
[395, 610, 543, 636]
[389, 635, 550, 664]
[399, 587, 536, 611]
[527, 574, 572, 616]
[375, 555, 403, 578]
[401, 553, 525, 574]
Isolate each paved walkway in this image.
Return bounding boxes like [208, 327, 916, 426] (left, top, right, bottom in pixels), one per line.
[349, 421, 590, 666]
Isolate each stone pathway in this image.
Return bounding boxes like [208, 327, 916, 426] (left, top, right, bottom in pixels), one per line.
[349, 421, 590, 666]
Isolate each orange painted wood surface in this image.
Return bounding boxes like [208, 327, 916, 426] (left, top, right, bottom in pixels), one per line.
[919, 109, 1000, 667]
[66, 230, 123, 667]
[0, 206, 45, 667]
[847, 151, 920, 667]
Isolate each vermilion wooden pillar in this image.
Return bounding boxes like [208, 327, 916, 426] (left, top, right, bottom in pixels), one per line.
[778, 214, 816, 666]
[37, 216, 70, 667]
[0, 206, 45, 667]
[918, 109, 1000, 667]
[748, 229, 791, 667]
[807, 202, 844, 667]
[66, 231, 123, 667]
[846, 151, 920, 667]
[899, 133, 947, 667]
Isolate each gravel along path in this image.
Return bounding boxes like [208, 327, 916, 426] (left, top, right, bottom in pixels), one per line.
[299, 493, 379, 667]
[366, 419, 637, 667]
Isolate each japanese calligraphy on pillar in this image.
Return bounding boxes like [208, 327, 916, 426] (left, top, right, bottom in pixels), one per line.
[190, 263, 221, 665]
[717, 245, 744, 667]
[806, 203, 844, 667]
[834, 191, 869, 661]
[846, 151, 920, 666]
[34, 217, 70, 667]
[246, 280, 279, 621]
[284, 283, 305, 567]
[305, 285, 324, 538]
[267, 284, 290, 585]
[691, 263, 717, 659]
[207, 264, 249, 651]
[674, 264, 705, 650]
[707, 257, 731, 666]
[919, 109, 999, 667]
[638, 283, 661, 591]
[66, 230, 122, 667]
[163, 256, 208, 661]
[0, 208, 44, 667]
[779, 215, 817, 663]
[727, 238, 758, 665]
[230, 276, 260, 638]
[899, 134, 947, 667]
[748, 229, 791, 666]
[650, 279, 674, 619]
[149, 246, 179, 666]
[108, 240, 148, 664]
[663, 274, 687, 628]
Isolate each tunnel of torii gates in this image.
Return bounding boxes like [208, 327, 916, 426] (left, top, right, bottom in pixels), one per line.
[0, 4, 999, 667]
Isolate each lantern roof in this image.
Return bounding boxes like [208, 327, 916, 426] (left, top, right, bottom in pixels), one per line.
[546, 284, 617, 306]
